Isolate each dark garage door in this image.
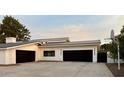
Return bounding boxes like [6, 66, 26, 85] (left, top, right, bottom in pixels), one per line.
[16, 50, 35, 63]
[63, 50, 93, 62]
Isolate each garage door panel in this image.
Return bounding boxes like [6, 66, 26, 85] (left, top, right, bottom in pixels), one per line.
[63, 50, 93, 62]
[16, 50, 35, 63]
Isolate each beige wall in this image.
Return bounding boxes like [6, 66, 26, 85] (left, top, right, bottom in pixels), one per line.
[16, 44, 42, 61]
[1, 44, 42, 65]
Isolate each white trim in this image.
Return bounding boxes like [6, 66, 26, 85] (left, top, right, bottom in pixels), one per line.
[41, 44, 99, 48]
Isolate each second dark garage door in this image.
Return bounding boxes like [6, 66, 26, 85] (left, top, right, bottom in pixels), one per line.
[63, 50, 93, 62]
[16, 50, 35, 63]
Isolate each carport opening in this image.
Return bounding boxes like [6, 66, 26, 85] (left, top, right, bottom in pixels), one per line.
[16, 50, 35, 63]
[63, 50, 93, 62]
[97, 52, 107, 63]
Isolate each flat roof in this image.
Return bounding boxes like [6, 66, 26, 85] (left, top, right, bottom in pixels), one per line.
[0, 37, 69, 49]
[31, 37, 69, 42]
[0, 41, 34, 49]
[0, 38, 101, 49]
[41, 40, 101, 48]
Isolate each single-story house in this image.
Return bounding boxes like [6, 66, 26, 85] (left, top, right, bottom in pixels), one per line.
[0, 37, 101, 65]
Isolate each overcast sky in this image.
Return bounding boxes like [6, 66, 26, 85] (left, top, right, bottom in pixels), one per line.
[0, 15, 124, 43]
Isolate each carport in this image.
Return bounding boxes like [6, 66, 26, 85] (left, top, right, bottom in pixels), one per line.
[16, 50, 35, 63]
[63, 50, 93, 62]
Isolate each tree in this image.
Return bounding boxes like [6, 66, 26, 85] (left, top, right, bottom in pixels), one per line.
[100, 43, 111, 52]
[0, 16, 30, 43]
[101, 26, 124, 61]
[100, 42, 117, 62]
[118, 26, 124, 59]
[108, 42, 118, 62]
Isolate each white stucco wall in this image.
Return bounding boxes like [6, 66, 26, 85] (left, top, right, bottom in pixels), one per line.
[107, 52, 124, 63]
[0, 50, 6, 64]
[5, 49, 16, 64]
[41, 48, 63, 61]
[41, 46, 98, 63]
[107, 57, 124, 63]
[0, 49, 16, 65]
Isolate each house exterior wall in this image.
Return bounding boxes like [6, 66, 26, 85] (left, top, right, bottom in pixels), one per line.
[0, 43, 98, 65]
[0, 50, 6, 64]
[41, 48, 63, 61]
[3, 44, 42, 65]
[0, 49, 16, 65]
[5, 49, 16, 64]
[107, 57, 124, 63]
[16, 44, 42, 61]
[41, 45, 98, 63]
[107, 52, 124, 63]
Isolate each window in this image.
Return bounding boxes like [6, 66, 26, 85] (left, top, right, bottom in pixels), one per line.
[44, 51, 55, 57]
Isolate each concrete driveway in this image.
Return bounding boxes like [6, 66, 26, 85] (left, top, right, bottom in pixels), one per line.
[0, 62, 113, 77]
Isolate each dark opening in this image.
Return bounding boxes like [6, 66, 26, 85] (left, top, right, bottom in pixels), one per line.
[63, 50, 93, 62]
[97, 52, 107, 63]
[16, 50, 35, 63]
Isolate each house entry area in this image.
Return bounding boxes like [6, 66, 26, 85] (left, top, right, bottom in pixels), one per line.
[63, 50, 93, 62]
[16, 50, 35, 63]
